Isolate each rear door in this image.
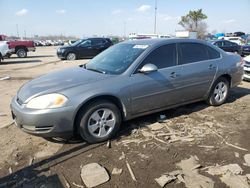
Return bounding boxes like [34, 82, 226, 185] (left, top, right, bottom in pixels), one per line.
[130, 43, 184, 114]
[176, 42, 219, 102]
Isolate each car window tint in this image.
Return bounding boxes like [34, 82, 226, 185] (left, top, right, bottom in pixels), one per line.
[79, 40, 91, 47]
[178, 43, 209, 65]
[92, 39, 103, 46]
[207, 46, 220, 59]
[224, 41, 232, 46]
[138, 44, 176, 70]
[215, 41, 222, 47]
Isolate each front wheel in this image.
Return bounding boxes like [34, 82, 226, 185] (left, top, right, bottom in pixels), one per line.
[77, 100, 121, 143]
[16, 49, 27, 58]
[207, 77, 229, 106]
[66, 52, 76, 61]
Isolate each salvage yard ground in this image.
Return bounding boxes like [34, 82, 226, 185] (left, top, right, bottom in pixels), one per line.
[0, 46, 250, 187]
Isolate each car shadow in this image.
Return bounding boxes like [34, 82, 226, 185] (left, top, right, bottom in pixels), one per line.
[1, 60, 42, 65]
[8, 55, 55, 59]
[0, 142, 106, 187]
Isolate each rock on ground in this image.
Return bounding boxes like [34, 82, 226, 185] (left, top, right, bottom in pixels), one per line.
[155, 175, 176, 187]
[112, 168, 123, 175]
[80, 163, 109, 188]
[244, 154, 250, 166]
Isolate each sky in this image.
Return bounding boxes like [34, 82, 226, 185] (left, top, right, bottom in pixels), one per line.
[0, 0, 250, 38]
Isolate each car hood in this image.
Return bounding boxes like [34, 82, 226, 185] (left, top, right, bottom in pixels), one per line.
[17, 66, 112, 103]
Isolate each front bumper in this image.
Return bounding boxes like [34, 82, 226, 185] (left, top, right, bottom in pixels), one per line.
[243, 65, 250, 81]
[10, 96, 76, 138]
[57, 50, 67, 59]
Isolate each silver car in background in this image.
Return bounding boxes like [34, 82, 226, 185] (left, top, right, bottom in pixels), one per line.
[10, 39, 244, 143]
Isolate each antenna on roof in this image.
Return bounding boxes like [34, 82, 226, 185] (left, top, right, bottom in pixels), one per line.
[154, 0, 157, 34]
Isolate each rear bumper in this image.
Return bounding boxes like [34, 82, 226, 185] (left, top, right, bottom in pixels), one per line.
[10, 95, 76, 138]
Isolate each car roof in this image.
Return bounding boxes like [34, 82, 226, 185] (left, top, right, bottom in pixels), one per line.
[122, 38, 208, 46]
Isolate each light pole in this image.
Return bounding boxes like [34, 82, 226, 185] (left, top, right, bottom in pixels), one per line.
[16, 24, 19, 38]
[154, 0, 158, 34]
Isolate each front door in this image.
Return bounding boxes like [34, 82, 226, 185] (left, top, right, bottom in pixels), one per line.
[130, 43, 183, 114]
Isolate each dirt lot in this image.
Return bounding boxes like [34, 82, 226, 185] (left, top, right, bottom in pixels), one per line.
[0, 46, 250, 188]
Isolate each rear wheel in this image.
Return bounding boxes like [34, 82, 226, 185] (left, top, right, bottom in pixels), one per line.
[77, 100, 121, 143]
[16, 48, 27, 58]
[207, 77, 229, 106]
[66, 52, 76, 61]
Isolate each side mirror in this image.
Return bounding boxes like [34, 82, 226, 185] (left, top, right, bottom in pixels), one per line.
[139, 64, 158, 74]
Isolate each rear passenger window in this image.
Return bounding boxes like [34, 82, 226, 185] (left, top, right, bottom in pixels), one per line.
[207, 46, 220, 59]
[178, 43, 209, 65]
[139, 44, 176, 70]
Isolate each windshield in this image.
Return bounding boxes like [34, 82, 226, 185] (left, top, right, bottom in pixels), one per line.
[85, 43, 147, 75]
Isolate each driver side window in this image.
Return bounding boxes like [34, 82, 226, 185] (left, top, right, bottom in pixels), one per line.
[79, 40, 91, 48]
[137, 43, 177, 72]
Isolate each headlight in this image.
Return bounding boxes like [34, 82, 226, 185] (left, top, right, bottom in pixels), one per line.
[26, 93, 68, 109]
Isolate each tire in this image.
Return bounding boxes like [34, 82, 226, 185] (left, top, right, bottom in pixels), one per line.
[77, 100, 121, 143]
[17, 48, 27, 58]
[207, 77, 229, 106]
[66, 52, 76, 61]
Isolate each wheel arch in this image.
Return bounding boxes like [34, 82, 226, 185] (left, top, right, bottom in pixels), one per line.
[218, 74, 232, 87]
[15, 45, 28, 52]
[73, 95, 127, 135]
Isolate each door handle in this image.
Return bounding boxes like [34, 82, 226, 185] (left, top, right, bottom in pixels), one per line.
[170, 72, 178, 78]
[209, 64, 216, 70]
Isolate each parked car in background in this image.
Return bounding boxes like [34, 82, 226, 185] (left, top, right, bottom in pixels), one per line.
[0, 35, 36, 58]
[6, 40, 36, 58]
[223, 37, 245, 45]
[241, 45, 250, 56]
[0, 41, 9, 63]
[11, 39, 244, 143]
[57, 38, 113, 60]
[243, 55, 250, 81]
[211, 40, 242, 54]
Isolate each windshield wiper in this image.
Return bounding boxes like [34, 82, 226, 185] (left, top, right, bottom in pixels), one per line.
[86, 67, 106, 74]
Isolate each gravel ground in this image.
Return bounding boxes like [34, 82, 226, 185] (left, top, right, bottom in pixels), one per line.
[0, 47, 249, 188]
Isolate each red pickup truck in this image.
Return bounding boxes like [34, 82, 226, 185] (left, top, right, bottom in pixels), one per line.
[0, 35, 36, 58]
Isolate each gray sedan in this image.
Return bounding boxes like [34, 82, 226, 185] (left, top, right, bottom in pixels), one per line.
[10, 39, 244, 143]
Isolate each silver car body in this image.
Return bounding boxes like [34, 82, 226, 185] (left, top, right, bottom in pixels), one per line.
[10, 39, 243, 137]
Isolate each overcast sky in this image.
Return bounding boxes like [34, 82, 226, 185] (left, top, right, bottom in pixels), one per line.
[0, 0, 250, 38]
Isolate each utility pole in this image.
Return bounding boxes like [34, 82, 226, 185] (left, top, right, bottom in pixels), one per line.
[24, 30, 26, 39]
[154, 0, 157, 34]
[16, 24, 19, 38]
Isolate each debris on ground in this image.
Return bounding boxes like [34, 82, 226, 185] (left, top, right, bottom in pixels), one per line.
[234, 152, 240, 158]
[80, 163, 110, 188]
[72, 182, 84, 188]
[155, 156, 214, 188]
[244, 154, 250, 166]
[206, 164, 243, 175]
[119, 152, 125, 160]
[146, 122, 164, 131]
[0, 121, 14, 129]
[8, 167, 12, 174]
[0, 113, 7, 117]
[106, 140, 111, 148]
[155, 174, 176, 187]
[0, 76, 11, 81]
[126, 161, 137, 181]
[112, 168, 123, 175]
[157, 114, 167, 123]
[206, 163, 250, 188]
